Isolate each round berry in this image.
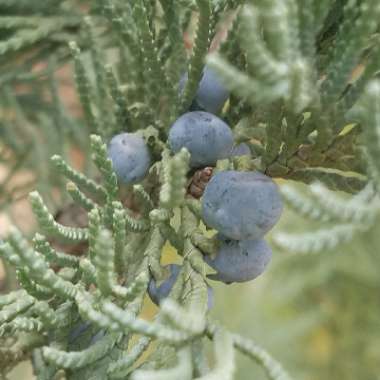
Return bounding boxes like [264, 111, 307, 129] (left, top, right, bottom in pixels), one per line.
[148, 264, 181, 306]
[107, 133, 151, 184]
[169, 111, 233, 168]
[202, 171, 283, 240]
[68, 321, 105, 347]
[205, 235, 272, 283]
[207, 285, 214, 310]
[68, 321, 91, 345]
[180, 67, 229, 114]
[148, 264, 214, 309]
[230, 143, 251, 157]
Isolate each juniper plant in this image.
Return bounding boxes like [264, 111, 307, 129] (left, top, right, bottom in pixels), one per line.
[0, 0, 380, 379]
[267, 81, 380, 379]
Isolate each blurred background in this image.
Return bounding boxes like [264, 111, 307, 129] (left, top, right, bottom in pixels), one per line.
[1, 1, 380, 379]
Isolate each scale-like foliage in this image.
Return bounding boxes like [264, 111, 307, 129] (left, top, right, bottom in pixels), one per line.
[0, 133, 290, 378]
[267, 80, 380, 379]
[1, 0, 380, 378]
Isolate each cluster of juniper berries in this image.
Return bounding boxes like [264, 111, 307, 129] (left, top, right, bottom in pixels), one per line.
[107, 67, 283, 305]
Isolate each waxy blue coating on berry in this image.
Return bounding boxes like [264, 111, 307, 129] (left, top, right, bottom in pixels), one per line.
[202, 171, 283, 240]
[205, 235, 272, 283]
[148, 264, 181, 306]
[68, 321, 91, 344]
[148, 264, 214, 309]
[206, 286, 214, 310]
[68, 321, 106, 348]
[230, 143, 251, 157]
[196, 67, 229, 114]
[107, 133, 151, 184]
[180, 67, 229, 114]
[168, 111, 234, 168]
